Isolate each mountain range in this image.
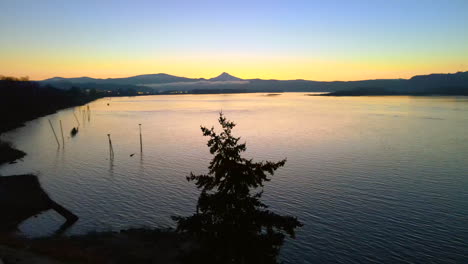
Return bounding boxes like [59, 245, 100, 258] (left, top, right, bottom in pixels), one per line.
[41, 71, 468, 95]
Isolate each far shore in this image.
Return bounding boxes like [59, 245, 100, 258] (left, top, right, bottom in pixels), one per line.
[309, 89, 468, 97]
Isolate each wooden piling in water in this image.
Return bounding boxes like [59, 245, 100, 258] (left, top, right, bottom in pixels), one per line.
[108, 134, 114, 158]
[139, 124, 143, 153]
[48, 119, 60, 147]
[73, 112, 80, 126]
[59, 120, 65, 147]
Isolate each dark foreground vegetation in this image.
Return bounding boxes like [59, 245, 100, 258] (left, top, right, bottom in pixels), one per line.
[0, 229, 191, 264]
[173, 113, 302, 263]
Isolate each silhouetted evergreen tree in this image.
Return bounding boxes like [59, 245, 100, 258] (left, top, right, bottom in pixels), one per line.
[174, 113, 302, 264]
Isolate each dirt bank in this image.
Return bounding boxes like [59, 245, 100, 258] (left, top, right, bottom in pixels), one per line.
[0, 229, 192, 264]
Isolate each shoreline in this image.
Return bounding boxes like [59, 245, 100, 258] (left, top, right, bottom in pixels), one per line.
[0, 94, 193, 263]
[310, 90, 468, 97]
[0, 93, 153, 165]
[0, 141, 26, 166]
[0, 95, 101, 167]
[0, 96, 101, 136]
[0, 229, 192, 264]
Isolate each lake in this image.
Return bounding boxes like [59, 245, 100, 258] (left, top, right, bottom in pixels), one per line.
[1, 93, 467, 263]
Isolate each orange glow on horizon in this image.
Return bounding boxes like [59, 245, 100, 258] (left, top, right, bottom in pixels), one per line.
[2, 54, 467, 82]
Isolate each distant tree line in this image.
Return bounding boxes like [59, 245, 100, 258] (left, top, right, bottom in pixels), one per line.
[1, 76, 93, 133]
[0, 76, 154, 133]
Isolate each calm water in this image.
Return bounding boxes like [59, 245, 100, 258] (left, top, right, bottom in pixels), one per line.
[1, 93, 467, 263]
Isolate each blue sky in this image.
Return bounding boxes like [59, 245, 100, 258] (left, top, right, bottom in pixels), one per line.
[1, 0, 467, 80]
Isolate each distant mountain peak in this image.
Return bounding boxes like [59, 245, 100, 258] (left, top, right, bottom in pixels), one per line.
[43, 76, 96, 83]
[209, 72, 243, 81]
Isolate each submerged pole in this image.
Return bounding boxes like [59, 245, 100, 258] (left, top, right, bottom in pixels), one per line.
[48, 119, 60, 147]
[59, 120, 65, 147]
[73, 112, 80, 126]
[139, 124, 143, 153]
[107, 134, 114, 158]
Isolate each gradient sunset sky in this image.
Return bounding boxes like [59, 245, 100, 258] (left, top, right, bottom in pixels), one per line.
[1, 0, 467, 81]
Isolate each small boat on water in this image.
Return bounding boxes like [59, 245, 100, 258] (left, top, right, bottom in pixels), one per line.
[70, 127, 79, 137]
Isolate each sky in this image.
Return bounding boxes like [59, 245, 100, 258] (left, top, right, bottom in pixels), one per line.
[1, 0, 467, 81]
